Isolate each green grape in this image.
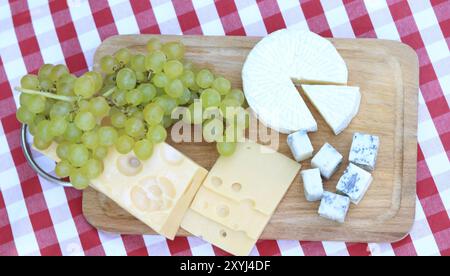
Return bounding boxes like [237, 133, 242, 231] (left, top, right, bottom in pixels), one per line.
[131, 110, 144, 120]
[184, 101, 203, 125]
[116, 68, 137, 90]
[70, 170, 90, 190]
[212, 77, 231, 95]
[112, 89, 127, 106]
[16, 106, 35, 124]
[180, 70, 195, 88]
[56, 81, 74, 96]
[126, 89, 144, 106]
[55, 160, 73, 178]
[81, 159, 104, 179]
[200, 88, 221, 108]
[135, 71, 146, 83]
[43, 98, 54, 116]
[151, 72, 169, 88]
[124, 117, 145, 138]
[84, 71, 103, 92]
[36, 120, 53, 142]
[104, 74, 116, 85]
[146, 125, 167, 144]
[74, 75, 95, 99]
[219, 98, 239, 117]
[20, 93, 33, 107]
[176, 88, 191, 105]
[39, 78, 53, 91]
[146, 38, 162, 53]
[64, 123, 83, 143]
[203, 106, 222, 121]
[78, 100, 90, 112]
[53, 136, 65, 144]
[162, 115, 174, 128]
[111, 111, 127, 128]
[57, 73, 76, 86]
[216, 141, 237, 156]
[145, 50, 166, 72]
[38, 64, 53, 80]
[130, 54, 146, 72]
[89, 97, 110, 118]
[203, 118, 224, 143]
[81, 131, 99, 150]
[156, 87, 165, 97]
[74, 111, 96, 131]
[49, 64, 69, 82]
[68, 144, 89, 167]
[154, 95, 177, 116]
[138, 83, 157, 104]
[49, 116, 68, 137]
[196, 69, 214, 89]
[143, 103, 164, 126]
[56, 142, 71, 160]
[163, 60, 183, 79]
[226, 88, 245, 106]
[162, 41, 185, 60]
[115, 135, 135, 154]
[93, 146, 108, 160]
[25, 95, 46, 114]
[114, 48, 131, 65]
[164, 79, 184, 98]
[100, 55, 119, 74]
[98, 126, 118, 146]
[33, 136, 52, 150]
[133, 139, 154, 160]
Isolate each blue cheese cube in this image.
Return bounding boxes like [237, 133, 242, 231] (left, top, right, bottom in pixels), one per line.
[336, 163, 373, 204]
[311, 143, 343, 179]
[348, 132, 380, 171]
[300, 168, 323, 201]
[318, 191, 350, 223]
[287, 131, 314, 162]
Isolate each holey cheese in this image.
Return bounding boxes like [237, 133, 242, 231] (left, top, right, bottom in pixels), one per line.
[37, 143, 207, 240]
[181, 140, 301, 256]
[242, 29, 348, 134]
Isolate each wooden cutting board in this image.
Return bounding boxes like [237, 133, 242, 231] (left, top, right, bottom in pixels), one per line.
[83, 34, 418, 243]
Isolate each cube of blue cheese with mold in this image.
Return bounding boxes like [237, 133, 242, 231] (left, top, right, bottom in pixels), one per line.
[318, 191, 351, 223]
[348, 132, 380, 171]
[311, 143, 343, 179]
[300, 168, 323, 201]
[287, 131, 314, 162]
[336, 163, 373, 204]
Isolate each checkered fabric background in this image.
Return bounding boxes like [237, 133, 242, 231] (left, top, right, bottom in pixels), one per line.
[0, 0, 449, 256]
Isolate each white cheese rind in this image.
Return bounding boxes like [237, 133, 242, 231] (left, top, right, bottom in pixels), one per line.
[287, 131, 314, 162]
[348, 132, 380, 171]
[311, 143, 343, 179]
[300, 168, 323, 202]
[318, 191, 350, 223]
[336, 163, 373, 204]
[242, 29, 348, 134]
[301, 85, 361, 135]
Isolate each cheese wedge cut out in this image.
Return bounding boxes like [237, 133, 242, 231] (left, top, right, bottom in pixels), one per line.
[301, 85, 361, 135]
[36, 143, 208, 240]
[181, 140, 301, 255]
[242, 29, 348, 134]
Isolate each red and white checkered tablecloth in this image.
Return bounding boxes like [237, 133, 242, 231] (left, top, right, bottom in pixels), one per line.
[0, 0, 449, 256]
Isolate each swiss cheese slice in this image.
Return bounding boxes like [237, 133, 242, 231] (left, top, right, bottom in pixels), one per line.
[36, 143, 208, 240]
[181, 140, 301, 256]
[301, 85, 361, 135]
[242, 29, 348, 134]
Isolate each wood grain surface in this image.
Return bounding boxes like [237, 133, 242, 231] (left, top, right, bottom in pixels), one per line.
[83, 34, 418, 243]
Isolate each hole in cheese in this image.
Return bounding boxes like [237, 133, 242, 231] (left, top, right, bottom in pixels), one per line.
[211, 176, 223, 187]
[219, 230, 227, 238]
[117, 155, 143, 176]
[216, 205, 230, 217]
[231, 183, 242, 192]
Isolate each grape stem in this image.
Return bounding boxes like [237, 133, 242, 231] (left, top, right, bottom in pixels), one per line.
[102, 87, 115, 98]
[15, 87, 76, 102]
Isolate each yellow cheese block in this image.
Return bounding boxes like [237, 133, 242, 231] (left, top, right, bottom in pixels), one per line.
[36, 142, 208, 240]
[181, 140, 300, 255]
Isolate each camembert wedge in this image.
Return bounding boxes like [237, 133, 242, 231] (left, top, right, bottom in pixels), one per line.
[242, 29, 348, 134]
[301, 85, 361, 135]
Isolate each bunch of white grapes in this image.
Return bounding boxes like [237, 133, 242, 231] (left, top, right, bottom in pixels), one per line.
[16, 38, 248, 190]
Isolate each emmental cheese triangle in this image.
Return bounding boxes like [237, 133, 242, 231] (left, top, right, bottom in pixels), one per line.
[181, 140, 301, 256]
